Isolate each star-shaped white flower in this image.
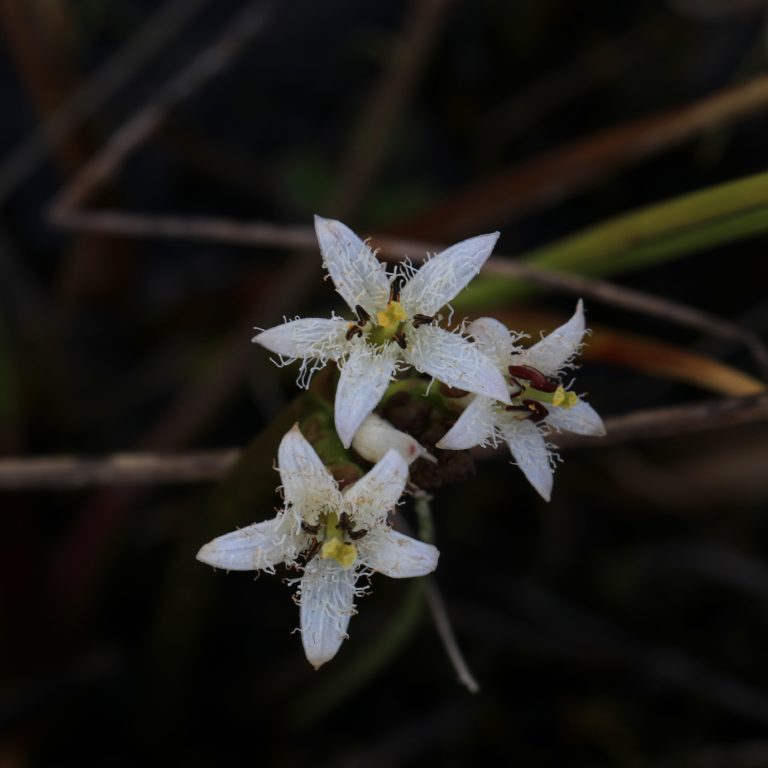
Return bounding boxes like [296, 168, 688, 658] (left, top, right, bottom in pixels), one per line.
[253, 217, 511, 448]
[197, 424, 439, 669]
[436, 301, 606, 501]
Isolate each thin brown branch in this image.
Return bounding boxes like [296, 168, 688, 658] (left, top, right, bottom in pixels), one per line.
[1, 394, 766, 490]
[45, 202, 768, 380]
[551, 391, 768, 449]
[0, 450, 239, 490]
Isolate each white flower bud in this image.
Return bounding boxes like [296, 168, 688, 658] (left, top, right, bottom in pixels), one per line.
[351, 414, 435, 466]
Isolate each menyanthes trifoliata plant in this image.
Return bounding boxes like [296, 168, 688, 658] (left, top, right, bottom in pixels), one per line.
[198, 216, 605, 675]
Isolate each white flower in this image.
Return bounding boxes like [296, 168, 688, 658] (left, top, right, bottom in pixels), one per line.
[436, 301, 606, 501]
[253, 216, 511, 448]
[197, 424, 439, 669]
[351, 413, 435, 466]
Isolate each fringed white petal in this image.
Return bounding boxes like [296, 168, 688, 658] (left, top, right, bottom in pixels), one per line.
[252, 317, 348, 360]
[405, 325, 511, 404]
[314, 216, 390, 315]
[351, 413, 433, 465]
[436, 395, 498, 450]
[196, 515, 293, 572]
[278, 425, 343, 524]
[400, 232, 499, 316]
[361, 528, 439, 578]
[335, 343, 398, 449]
[518, 300, 586, 377]
[546, 399, 606, 436]
[467, 316, 516, 368]
[500, 417, 554, 502]
[299, 557, 359, 669]
[343, 448, 408, 528]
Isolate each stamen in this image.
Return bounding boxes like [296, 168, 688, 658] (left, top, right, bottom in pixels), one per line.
[505, 399, 549, 422]
[508, 364, 558, 393]
[412, 313, 435, 328]
[303, 538, 321, 563]
[346, 324, 363, 340]
[394, 330, 408, 350]
[348, 528, 367, 540]
[301, 521, 320, 535]
[355, 305, 371, 326]
[389, 274, 403, 303]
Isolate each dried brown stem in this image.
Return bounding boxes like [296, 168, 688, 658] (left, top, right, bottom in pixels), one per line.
[551, 391, 768, 449]
[1, 394, 766, 490]
[0, 450, 239, 490]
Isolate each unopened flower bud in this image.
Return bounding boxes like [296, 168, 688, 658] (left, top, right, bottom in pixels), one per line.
[352, 414, 435, 466]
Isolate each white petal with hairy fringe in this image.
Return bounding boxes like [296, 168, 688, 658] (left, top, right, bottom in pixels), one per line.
[405, 324, 511, 404]
[467, 316, 517, 368]
[360, 529, 439, 578]
[314, 216, 391, 315]
[546, 399, 606, 436]
[342, 449, 409, 528]
[196, 516, 294, 573]
[278, 424, 343, 524]
[299, 557, 359, 669]
[436, 395, 498, 450]
[335, 343, 398, 448]
[252, 317, 348, 361]
[501, 417, 554, 502]
[400, 232, 499, 317]
[518, 300, 585, 376]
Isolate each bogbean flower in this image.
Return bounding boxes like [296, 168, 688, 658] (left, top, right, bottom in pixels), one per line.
[197, 424, 439, 669]
[436, 301, 606, 501]
[253, 217, 511, 448]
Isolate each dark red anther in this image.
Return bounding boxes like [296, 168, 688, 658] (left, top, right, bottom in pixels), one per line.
[355, 305, 371, 326]
[346, 325, 364, 340]
[505, 399, 549, 422]
[389, 275, 403, 303]
[301, 521, 320, 535]
[303, 538, 321, 563]
[412, 313, 435, 328]
[394, 330, 408, 349]
[348, 528, 367, 540]
[507, 364, 558, 392]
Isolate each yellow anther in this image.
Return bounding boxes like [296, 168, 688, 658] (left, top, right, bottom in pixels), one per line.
[321, 538, 357, 568]
[552, 386, 566, 407]
[376, 300, 407, 330]
[564, 390, 579, 408]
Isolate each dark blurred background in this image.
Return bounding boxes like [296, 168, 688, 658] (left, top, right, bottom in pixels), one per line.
[1, 0, 768, 765]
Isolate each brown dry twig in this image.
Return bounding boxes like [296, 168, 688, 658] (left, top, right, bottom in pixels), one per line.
[1, 393, 766, 490]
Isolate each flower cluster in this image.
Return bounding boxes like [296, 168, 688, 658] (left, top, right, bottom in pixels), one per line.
[197, 217, 605, 669]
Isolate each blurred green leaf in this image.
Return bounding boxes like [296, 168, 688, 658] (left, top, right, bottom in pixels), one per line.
[456, 171, 768, 309]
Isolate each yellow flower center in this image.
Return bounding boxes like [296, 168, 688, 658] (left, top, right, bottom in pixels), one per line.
[319, 511, 358, 568]
[321, 538, 357, 568]
[376, 300, 407, 331]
